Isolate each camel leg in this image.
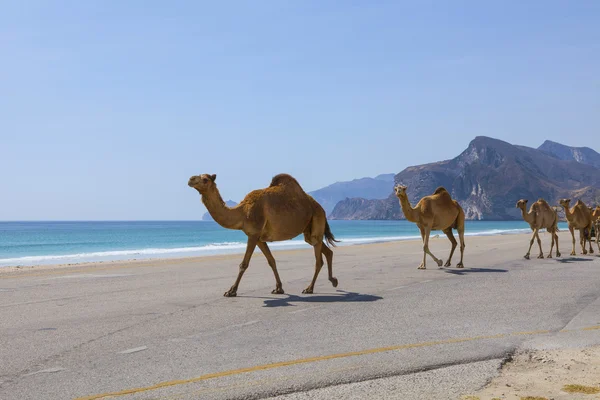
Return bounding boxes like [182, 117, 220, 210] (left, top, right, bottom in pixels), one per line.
[579, 229, 588, 255]
[456, 226, 465, 268]
[257, 241, 284, 295]
[596, 224, 600, 253]
[321, 245, 338, 288]
[224, 235, 258, 297]
[554, 229, 561, 257]
[442, 228, 457, 267]
[423, 227, 443, 268]
[524, 229, 538, 260]
[303, 240, 324, 294]
[535, 230, 544, 259]
[569, 225, 576, 256]
[418, 226, 426, 269]
[588, 225, 594, 254]
[547, 229, 555, 258]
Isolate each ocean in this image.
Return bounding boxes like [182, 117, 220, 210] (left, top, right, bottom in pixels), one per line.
[0, 220, 568, 267]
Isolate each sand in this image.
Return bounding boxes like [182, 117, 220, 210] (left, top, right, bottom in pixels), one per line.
[466, 346, 600, 400]
[0, 229, 593, 276]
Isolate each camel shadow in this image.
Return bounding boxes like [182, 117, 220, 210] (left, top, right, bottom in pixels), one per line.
[556, 257, 595, 263]
[443, 268, 508, 276]
[260, 290, 383, 308]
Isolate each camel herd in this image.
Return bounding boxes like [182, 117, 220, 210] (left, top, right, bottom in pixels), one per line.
[517, 198, 599, 259]
[188, 173, 600, 297]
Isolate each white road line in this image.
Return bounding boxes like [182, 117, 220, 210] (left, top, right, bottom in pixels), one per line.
[24, 367, 66, 376]
[385, 285, 408, 291]
[118, 346, 148, 354]
[177, 320, 261, 341]
[289, 305, 324, 314]
[386, 280, 432, 292]
[230, 320, 260, 328]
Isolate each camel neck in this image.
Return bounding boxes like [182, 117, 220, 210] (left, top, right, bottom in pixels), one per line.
[398, 195, 418, 222]
[201, 189, 243, 230]
[562, 205, 574, 222]
[519, 206, 533, 223]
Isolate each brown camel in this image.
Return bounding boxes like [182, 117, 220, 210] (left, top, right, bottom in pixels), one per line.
[188, 173, 339, 297]
[592, 206, 600, 252]
[516, 199, 560, 259]
[559, 199, 594, 256]
[394, 185, 465, 269]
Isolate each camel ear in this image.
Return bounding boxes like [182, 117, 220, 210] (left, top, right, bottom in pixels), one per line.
[524, 199, 528, 203]
[210, 174, 217, 182]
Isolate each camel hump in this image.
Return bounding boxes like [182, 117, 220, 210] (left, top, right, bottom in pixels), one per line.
[269, 173, 303, 189]
[537, 198, 550, 207]
[433, 187, 448, 195]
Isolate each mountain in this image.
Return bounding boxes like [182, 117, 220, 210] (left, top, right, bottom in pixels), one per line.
[538, 140, 600, 169]
[308, 173, 395, 215]
[330, 137, 600, 220]
[202, 200, 238, 221]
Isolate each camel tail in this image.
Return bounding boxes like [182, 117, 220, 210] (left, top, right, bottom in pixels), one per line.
[324, 221, 340, 248]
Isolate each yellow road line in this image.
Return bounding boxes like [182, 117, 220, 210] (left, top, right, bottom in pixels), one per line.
[582, 325, 600, 331]
[73, 332, 521, 399]
[511, 329, 551, 336]
[74, 324, 600, 400]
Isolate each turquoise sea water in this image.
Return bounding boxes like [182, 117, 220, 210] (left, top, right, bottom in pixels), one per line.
[0, 220, 568, 267]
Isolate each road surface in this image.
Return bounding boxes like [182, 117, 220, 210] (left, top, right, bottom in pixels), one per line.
[1, 231, 599, 400]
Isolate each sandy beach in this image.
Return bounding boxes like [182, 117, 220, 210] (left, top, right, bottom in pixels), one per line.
[467, 345, 600, 400]
[0, 228, 585, 275]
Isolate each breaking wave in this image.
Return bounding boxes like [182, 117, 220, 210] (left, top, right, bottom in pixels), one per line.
[0, 227, 536, 267]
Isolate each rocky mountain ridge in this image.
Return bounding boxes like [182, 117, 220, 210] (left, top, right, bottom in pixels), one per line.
[330, 137, 600, 220]
[538, 140, 600, 169]
[307, 173, 395, 215]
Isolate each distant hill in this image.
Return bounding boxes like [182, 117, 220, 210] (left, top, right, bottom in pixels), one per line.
[202, 200, 238, 221]
[330, 137, 600, 220]
[308, 173, 395, 216]
[538, 140, 600, 169]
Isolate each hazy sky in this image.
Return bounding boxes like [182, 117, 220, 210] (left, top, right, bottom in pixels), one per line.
[1, 1, 599, 220]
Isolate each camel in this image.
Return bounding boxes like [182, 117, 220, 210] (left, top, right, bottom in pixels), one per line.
[559, 199, 594, 256]
[515, 199, 560, 259]
[394, 185, 465, 269]
[592, 206, 600, 252]
[188, 173, 339, 297]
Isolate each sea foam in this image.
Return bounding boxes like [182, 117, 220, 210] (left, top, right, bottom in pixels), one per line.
[0, 226, 537, 267]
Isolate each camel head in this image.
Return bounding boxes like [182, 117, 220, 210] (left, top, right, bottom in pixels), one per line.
[394, 184, 408, 198]
[559, 198, 571, 208]
[515, 199, 528, 209]
[188, 173, 217, 194]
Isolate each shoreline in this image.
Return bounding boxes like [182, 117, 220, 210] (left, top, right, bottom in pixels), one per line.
[2, 221, 568, 270]
[0, 237, 410, 275]
[0, 229, 571, 276]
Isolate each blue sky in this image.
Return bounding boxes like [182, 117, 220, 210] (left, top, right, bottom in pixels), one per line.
[1, 1, 599, 220]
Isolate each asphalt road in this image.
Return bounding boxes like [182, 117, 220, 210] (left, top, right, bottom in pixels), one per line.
[1, 231, 600, 400]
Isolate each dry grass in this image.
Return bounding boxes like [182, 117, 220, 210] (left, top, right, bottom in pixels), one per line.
[562, 383, 600, 394]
